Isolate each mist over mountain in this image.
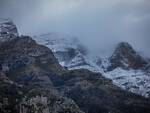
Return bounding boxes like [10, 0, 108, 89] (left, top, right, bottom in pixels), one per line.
[0, 17, 150, 113]
[0, 0, 150, 57]
[0, 1, 150, 113]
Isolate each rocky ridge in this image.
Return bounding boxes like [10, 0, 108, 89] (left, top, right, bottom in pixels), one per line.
[0, 19, 150, 113]
[34, 33, 150, 97]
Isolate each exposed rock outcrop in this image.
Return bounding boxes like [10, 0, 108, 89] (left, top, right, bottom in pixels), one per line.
[0, 20, 83, 113]
[34, 33, 89, 69]
[34, 34, 150, 98]
[108, 42, 147, 71]
[0, 20, 150, 113]
[0, 19, 18, 43]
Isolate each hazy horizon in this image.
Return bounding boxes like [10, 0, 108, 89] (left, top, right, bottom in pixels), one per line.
[0, 0, 150, 57]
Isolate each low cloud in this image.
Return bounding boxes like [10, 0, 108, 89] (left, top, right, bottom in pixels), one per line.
[0, 0, 150, 57]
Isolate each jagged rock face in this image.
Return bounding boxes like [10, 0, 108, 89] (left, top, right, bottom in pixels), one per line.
[108, 42, 147, 70]
[0, 19, 18, 43]
[34, 33, 89, 69]
[52, 69, 150, 113]
[0, 23, 83, 113]
[0, 36, 63, 74]
[0, 19, 18, 35]
[0, 20, 150, 113]
[34, 34, 150, 98]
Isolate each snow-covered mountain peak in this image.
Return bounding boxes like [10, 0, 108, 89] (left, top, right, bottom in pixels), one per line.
[0, 19, 18, 42]
[34, 33, 150, 97]
[34, 33, 89, 68]
[0, 18, 18, 36]
[34, 33, 84, 52]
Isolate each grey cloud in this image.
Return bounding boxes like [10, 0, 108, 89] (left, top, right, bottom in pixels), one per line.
[0, 0, 150, 57]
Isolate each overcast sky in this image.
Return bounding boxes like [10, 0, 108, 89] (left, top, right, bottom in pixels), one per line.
[0, 0, 150, 57]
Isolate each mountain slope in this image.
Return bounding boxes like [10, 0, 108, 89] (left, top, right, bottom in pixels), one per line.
[34, 33, 150, 97]
[108, 42, 147, 70]
[1, 19, 150, 113]
[0, 20, 83, 113]
[34, 33, 92, 69]
[106, 42, 150, 97]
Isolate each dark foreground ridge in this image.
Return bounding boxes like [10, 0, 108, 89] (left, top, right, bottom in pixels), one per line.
[0, 20, 150, 113]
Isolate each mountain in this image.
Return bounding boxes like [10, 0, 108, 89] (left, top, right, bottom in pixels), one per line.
[0, 19, 18, 36]
[34, 33, 150, 98]
[1, 19, 150, 113]
[34, 33, 93, 70]
[108, 42, 147, 70]
[0, 20, 83, 113]
[0, 19, 18, 43]
[106, 42, 150, 97]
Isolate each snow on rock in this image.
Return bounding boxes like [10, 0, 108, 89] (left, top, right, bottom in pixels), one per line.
[34, 32, 150, 98]
[105, 68, 150, 97]
[0, 19, 19, 42]
[0, 19, 18, 36]
[34, 33, 78, 52]
[34, 33, 91, 69]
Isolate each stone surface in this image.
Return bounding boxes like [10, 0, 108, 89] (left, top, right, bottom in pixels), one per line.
[0, 20, 150, 113]
[108, 42, 147, 70]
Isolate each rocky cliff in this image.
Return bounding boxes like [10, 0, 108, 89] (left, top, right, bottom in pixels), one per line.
[0, 20, 150, 113]
[108, 42, 147, 70]
[34, 33, 150, 98]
